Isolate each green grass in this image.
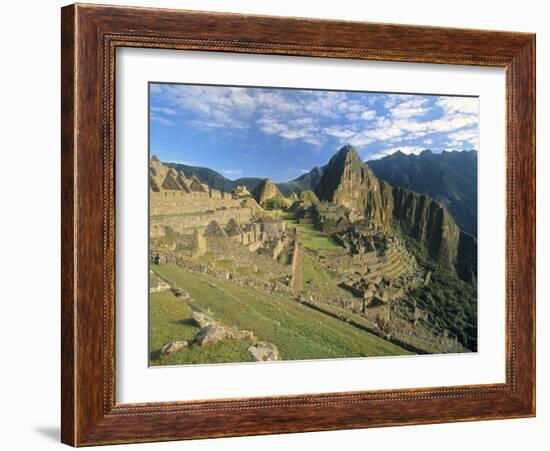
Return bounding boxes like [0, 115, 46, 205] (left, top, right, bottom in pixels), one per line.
[215, 259, 235, 272]
[149, 288, 254, 366]
[153, 264, 407, 362]
[149, 270, 163, 287]
[301, 253, 349, 296]
[198, 252, 236, 273]
[149, 289, 198, 359]
[281, 211, 340, 250]
[235, 266, 253, 276]
[279, 211, 295, 221]
[300, 232, 341, 250]
[197, 251, 215, 264]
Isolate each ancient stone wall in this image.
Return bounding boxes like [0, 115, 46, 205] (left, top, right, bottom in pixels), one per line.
[150, 207, 253, 237]
[150, 191, 240, 216]
[210, 189, 225, 199]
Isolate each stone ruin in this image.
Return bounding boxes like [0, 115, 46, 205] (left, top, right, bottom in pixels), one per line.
[149, 157, 293, 280]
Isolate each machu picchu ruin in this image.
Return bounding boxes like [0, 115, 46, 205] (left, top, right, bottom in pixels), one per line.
[146, 82, 480, 366]
[148, 143, 477, 366]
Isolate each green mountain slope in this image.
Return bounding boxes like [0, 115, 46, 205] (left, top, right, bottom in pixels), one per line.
[277, 166, 325, 196]
[368, 150, 477, 236]
[315, 145, 476, 283]
[165, 162, 235, 192]
[152, 264, 409, 364]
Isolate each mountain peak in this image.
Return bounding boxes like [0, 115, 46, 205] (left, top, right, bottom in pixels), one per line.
[315, 145, 392, 230]
[334, 144, 361, 162]
[367, 148, 478, 236]
[252, 178, 288, 208]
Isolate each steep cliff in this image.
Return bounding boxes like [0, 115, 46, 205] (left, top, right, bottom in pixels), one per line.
[389, 185, 476, 282]
[315, 145, 393, 230]
[315, 145, 476, 282]
[368, 149, 478, 236]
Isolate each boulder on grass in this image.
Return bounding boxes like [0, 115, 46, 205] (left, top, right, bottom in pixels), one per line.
[161, 340, 188, 355]
[247, 342, 280, 361]
[194, 325, 228, 347]
[149, 280, 170, 294]
[226, 327, 255, 341]
[172, 287, 190, 301]
[191, 311, 217, 328]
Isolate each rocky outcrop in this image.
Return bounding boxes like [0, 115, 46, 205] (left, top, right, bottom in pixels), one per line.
[316, 145, 393, 230]
[161, 340, 188, 355]
[194, 325, 228, 346]
[149, 279, 170, 294]
[315, 145, 476, 282]
[171, 287, 191, 301]
[253, 178, 289, 208]
[191, 311, 217, 328]
[149, 155, 169, 192]
[189, 175, 208, 193]
[391, 185, 477, 282]
[194, 324, 255, 347]
[247, 342, 280, 361]
[368, 149, 478, 236]
[455, 231, 477, 283]
[299, 190, 320, 205]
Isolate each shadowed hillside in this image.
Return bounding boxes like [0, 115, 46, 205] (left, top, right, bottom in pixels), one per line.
[368, 150, 478, 236]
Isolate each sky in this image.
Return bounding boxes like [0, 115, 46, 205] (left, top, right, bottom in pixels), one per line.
[149, 83, 478, 183]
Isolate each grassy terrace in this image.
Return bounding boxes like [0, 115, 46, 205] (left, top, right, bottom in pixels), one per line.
[279, 210, 347, 296]
[280, 210, 340, 251]
[197, 251, 266, 279]
[150, 264, 407, 365]
[301, 253, 349, 296]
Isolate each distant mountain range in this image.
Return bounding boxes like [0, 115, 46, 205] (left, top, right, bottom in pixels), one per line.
[164, 161, 324, 196]
[313, 145, 476, 283]
[165, 148, 477, 236]
[368, 150, 477, 237]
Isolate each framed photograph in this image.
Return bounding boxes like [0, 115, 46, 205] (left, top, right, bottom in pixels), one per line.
[61, 4, 536, 446]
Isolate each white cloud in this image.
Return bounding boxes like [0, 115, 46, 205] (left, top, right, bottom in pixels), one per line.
[389, 97, 429, 119]
[445, 127, 478, 150]
[360, 110, 377, 120]
[303, 135, 326, 146]
[150, 115, 174, 126]
[383, 94, 413, 109]
[324, 126, 356, 139]
[151, 85, 479, 152]
[151, 106, 178, 115]
[449, 128, 478, 142]
[437, 97, 478, 116]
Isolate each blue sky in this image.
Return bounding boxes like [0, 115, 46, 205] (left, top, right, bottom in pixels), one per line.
[150, 83, 478, 182]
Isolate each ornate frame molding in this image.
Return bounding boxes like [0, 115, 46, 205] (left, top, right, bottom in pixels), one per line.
[61, 4, 535, 446]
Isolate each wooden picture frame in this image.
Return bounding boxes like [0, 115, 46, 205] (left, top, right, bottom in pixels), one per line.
[61, 3, 536, 446]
